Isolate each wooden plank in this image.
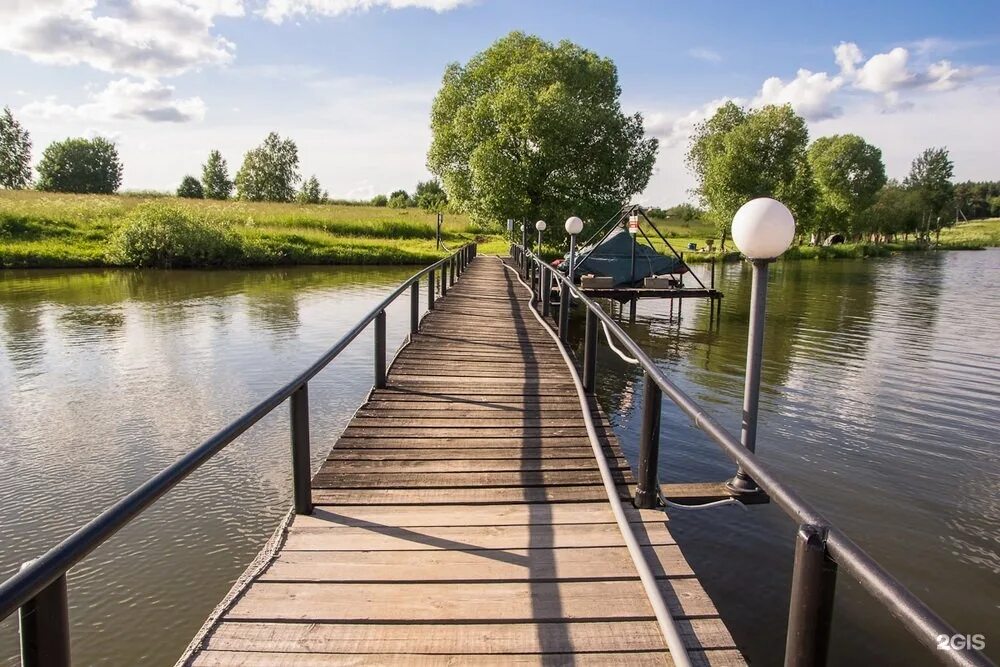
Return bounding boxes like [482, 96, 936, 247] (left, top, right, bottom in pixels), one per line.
[332, 437, 599, 448]
[326, 446, 602, 460]
[321, 457, 631, 473]
[189, 649, 747, 666]
[281, 520, 673, 551]
[260, 545, 692, 582]
[224, 578, 719, 622]
[311, 469, 631, 489]
[296, 503, 665, 527]
[201, 619, 742, 654]
[311, 485, 632, 506]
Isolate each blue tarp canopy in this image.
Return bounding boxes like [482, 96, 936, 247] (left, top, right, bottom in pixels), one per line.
[565, 229, 685, 286]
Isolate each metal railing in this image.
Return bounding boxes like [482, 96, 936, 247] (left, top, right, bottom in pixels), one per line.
[511, 243, 992, 667]
[0, 243, 477, 666]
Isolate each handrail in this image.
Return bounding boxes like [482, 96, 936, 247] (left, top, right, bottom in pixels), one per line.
[512, 244, 992, 667]
[0, 244, 476, 652]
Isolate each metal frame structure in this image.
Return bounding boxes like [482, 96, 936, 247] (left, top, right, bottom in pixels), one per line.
[511, 243, 992, 667]
[0, 244, 477, 667]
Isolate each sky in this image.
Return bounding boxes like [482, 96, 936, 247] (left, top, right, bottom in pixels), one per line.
[1, 0, 998, 205]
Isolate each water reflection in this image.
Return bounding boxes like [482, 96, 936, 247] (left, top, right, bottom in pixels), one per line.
[0, 253, 996, 665]
[0, 265, 419, 666]
[584, 249, 999, 665]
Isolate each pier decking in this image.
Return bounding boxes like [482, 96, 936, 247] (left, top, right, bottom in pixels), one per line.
[183, 257, 743, 666]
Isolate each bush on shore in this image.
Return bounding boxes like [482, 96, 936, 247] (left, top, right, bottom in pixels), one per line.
[108, 202, 242, 268]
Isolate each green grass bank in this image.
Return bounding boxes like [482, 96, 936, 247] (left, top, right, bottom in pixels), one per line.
[1, 191, 996, 269]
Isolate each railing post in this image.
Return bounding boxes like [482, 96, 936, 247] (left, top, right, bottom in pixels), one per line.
[558, 281, 570, 341]
[541, 266, 551, 317]
[449, 256, 455, 286]
[441, 264, 448, 296]
[410, 281, 419, 335]
[784, 525, 837, 667]
[428, 269, 435, 310]
[19, 569, 70, 667]
[583, 308, 598, 392]
[634, 372, 661, 509]
[290, 383, 312, 515]
[374, 309, 386, 389]
[529, 259, 537, 300]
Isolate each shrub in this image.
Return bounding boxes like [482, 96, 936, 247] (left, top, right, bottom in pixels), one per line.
[371, 194, 388, 207]
[107, 201, 241, 267]
[177, 175, 204, 199]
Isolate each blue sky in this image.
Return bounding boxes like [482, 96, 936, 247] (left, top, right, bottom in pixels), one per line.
[2, 0, 998, 204]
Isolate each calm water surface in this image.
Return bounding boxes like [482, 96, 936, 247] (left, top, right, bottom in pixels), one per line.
[1, 251, 997, 665]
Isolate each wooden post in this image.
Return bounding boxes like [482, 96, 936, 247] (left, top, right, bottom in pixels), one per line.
[784, 525, 837, 667]
[410, 282, 419, 336]
[583, 308, 598, 392]
[290, 383, 312, 514]
[19, 571, 70, 667]
[374, 310, 386, 389]
[428, 269, 435, 310]
[634, 372, 661, 509]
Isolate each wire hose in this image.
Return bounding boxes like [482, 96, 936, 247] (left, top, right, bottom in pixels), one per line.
[498, 257, 694, 667]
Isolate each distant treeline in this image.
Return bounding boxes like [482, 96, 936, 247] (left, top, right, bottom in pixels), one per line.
[0, 107, 450, 213]
[954, 181, 1000, 220]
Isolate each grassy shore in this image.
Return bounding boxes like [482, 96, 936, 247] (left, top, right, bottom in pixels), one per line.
[0, 191, 486, 268]
[1, 191, 996, 268]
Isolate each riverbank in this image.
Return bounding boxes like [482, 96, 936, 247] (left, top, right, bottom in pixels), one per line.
[2, 192, 997, 268]
[0, 191, 485, 268]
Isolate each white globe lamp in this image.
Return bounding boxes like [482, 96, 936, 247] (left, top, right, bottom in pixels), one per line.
[565, 216, 584, 236]
[726, 197, 794, 495]
[731, 197, 795, 260]
[535, 220, 546, 232]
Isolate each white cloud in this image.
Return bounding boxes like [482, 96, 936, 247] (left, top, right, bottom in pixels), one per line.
[687, 47, 722, 63]
[261, 0, 473, 23]
[644, 97, 744, 146]
[0, 0, 241, 78]
[21, 78, 205, 123]
[639, 38, 994, 204]
[753, 69, 844, 120]
[853, 47, 916, 94]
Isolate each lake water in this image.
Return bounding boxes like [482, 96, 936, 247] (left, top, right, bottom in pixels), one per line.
[0, 251, 997, 665]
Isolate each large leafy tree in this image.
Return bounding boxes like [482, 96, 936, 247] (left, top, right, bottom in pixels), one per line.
[36, 137, 123, 194]
[201, 149, 233, 200]
[687, 102, 814, 247]
[235, 132, 300, 202]
[0, 106, 32, 189]
[428, 31, 658, 228]
[904, 147, 954, 239]
[807, 134, 886, 239]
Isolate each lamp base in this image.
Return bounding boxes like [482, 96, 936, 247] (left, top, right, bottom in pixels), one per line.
[725, 471, 759, 494]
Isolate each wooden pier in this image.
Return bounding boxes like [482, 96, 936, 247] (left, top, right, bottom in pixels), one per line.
[183, 257, 743, 666]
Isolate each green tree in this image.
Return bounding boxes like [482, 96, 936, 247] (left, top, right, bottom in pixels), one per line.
[388, 189, 410, 208]
[0, 106, 32, 189]
[904, 147, 955, 240]
[807, 134, 886, 240]
[297, 175, 325, 204]
[235, 132, 300, 202]
[201, 149, 233, 200]
[687, 102, 814, 247]
[860, 180, 922, 241]
[177, 175, 204, 198]
[415, 178, 447, 211]
[427, 31, 657, 229]
[371, 194, 388, 207]
[36, 137, 123, 194]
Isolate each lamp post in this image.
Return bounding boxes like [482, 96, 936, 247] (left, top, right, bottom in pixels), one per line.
[535, 219, 546, 252]
[726, 198, 795, 493]
[520, 222, 527, 250]
[560, 216, 584, 340]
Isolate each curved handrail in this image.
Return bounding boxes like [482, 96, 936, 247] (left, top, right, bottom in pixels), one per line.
[0, 244, 475, 623]
[514, 244, 992, 667]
